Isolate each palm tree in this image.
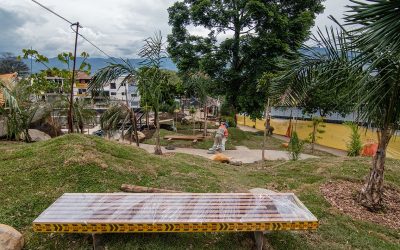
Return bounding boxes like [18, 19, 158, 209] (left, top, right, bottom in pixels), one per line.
[53, 96, 96, 134]
[136, 31, 169, 155]
[89, 61, 140, 146]
[273, 0, 400, 211]
[100, 103, 138, 142]
[0, 79, 40, 142]
[73, 98, 96, 134]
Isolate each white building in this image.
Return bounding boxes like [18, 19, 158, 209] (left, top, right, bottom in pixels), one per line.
[99, 76, 140, 108]
[44, 73, 141, 109]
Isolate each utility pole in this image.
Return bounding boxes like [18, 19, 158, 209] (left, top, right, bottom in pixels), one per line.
[68, 22, 80, 133]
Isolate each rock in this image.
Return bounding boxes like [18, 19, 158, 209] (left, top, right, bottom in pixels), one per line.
[137, 131, 146, 142]
[165, 145, 176, 150]
[230, 160, 242, 166]
[0, 224, 24, 250]
[210, 153, 230, 163]
[249, 188, 277, 195]
[28, 129, 51, 142]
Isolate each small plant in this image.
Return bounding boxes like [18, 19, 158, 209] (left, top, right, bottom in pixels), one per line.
[307, 116, 325, 153]
[288, 131, 305, 161]
[345, 122, 362, 156]
[221, 116, 236, 128]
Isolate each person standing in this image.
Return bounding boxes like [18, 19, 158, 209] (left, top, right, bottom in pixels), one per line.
[208, 121, 229, 153]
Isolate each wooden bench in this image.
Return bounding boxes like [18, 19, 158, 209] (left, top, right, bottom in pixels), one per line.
[164, 135, 204, 143]
[33, 193, 319, 249]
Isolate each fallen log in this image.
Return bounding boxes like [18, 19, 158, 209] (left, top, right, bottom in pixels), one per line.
[120, 184, 181, 193]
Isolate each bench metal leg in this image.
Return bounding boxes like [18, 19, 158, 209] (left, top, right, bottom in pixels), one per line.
[92, 234, 104, 250]
[254, 231, 264, 250]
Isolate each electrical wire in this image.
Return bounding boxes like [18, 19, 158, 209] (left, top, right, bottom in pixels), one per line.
[32, 0, 117, 63]
[31, 0, 74, 26]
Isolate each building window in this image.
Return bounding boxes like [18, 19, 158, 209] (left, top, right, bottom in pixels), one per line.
[121, 92, 125, 95]
[131, 93, 137, 97]
[110, 92, 116, 96]
[121, 83, 126, 87]
[78, 89, 86, 95]
[110, 83, 116, 89]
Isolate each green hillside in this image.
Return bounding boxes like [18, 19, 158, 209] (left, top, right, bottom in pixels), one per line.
[0, 134, 399, 249]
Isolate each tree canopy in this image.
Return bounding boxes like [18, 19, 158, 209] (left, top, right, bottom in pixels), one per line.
[167, 0, 324, 118]
[0, 53, 29, 75]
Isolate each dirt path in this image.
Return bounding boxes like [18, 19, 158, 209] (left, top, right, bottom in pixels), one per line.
[237, 125, 347, 157]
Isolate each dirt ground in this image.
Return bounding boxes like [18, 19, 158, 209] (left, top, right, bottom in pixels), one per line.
[320, 181, 400, 230]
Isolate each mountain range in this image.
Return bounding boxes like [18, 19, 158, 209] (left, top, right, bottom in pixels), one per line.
[21, 47, 328, 75]
[23, 57, 177, 74]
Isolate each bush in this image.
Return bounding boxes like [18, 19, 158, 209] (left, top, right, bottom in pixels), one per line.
[345, 122, 362, 156]
[221, 116, 236, 128]
[288, 131, 305, 161]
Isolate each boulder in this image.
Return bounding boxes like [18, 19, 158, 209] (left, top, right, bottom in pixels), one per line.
[229, 160, 242, 166]
[28, 129, 51, 142]
[210, 153, 230, 163]
[0, 224, 24, 250]
[137, 131, 146, 142]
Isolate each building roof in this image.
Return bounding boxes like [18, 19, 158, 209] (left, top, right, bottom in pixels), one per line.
[76, 71, 91, 80]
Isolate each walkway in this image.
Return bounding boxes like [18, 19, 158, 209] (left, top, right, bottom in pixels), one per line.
[138, 143, 317, 164]
[237, 125, 347, 157]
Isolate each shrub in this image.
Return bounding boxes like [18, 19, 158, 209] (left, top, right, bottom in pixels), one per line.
[288, 131, 305, 161]
[221, 116, 236, 128]
[345, 122, 362, 156]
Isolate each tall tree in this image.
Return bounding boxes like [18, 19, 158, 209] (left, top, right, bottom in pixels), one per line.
[137, 32, 171, 155]
[273, 0, 400, 211]
[167, 0, 324, 118]
[90, 61, 140, 146]
[0, 53, 29, 75]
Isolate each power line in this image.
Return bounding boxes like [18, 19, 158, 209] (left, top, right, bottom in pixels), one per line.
[31, 0, 75, 26]
[31, 0, 116, 63]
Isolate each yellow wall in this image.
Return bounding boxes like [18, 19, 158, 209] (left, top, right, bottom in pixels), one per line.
[238, 115, 400, 159]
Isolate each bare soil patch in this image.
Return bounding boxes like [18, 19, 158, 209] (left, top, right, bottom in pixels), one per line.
[320, 181, 400, 229]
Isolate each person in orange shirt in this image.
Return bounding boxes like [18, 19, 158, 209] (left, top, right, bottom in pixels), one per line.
[208, 121, 229, 153]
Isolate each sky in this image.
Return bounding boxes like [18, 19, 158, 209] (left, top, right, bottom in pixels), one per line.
[0, 0, 353, 58]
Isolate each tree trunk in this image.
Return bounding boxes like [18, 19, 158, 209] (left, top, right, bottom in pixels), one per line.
[175, 111, 178, 133]
[358, 128, 391, 211]
[132, 111, 140, 147]
[262, 99, 270, 161]
[154, 111, 162, 155]
[145, 111, 149, 131]
[193, 114, 196, 135]
[203, 103, 208, 137]
[311, 123, 316, 154]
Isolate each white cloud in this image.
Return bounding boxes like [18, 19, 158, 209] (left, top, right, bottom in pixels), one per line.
[0, 0, 358, 58]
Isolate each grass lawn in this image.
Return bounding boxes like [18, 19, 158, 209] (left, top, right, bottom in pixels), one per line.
[145, 126, 331, 157]
[0, 134, 399, 249]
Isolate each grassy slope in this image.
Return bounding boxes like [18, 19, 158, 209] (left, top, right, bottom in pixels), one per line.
[0, 134, 399, 249]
